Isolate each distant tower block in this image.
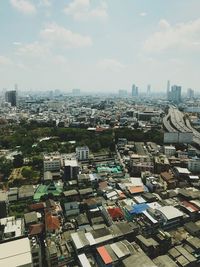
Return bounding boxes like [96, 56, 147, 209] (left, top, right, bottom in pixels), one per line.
[147, 84, 151, 95]
[167, 80, 170, 99]
[187, 88, 194, 99]
[5, 90, 17, 106]
[132, 84, 138, 97]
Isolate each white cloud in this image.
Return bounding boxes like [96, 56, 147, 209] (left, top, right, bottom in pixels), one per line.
[40, 23, 93, 48]
[14, 42, 69, 73]
[64, 0, 108, 21]
[143, 18, 200, 53]
[13, 23, 92, 72]
[16, 42, 50, 58]
[158, 19, 170, 30]
[10, 0, 36, 15]
[97, 58, 125, 72]
[140, 12, 147, 17]
[13, 41, 22, 46]
[0, 56, 13, 66]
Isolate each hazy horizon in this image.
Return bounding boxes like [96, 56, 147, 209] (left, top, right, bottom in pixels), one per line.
[1, 0, 200, 92]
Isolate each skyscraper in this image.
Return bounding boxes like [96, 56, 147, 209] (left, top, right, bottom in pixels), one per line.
[132, 84, 138, 97]
[166, 80, 170, 99]
[5, 90, 17, 106]
[168, 85, 181, 103]
[187, 88, 194, 99]
[147, 84, 151, 96]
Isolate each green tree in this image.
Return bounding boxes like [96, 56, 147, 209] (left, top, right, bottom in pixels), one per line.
[21, 167, 33, 179]
[0, 157, 13, 179]
[32, 156, 43, 170]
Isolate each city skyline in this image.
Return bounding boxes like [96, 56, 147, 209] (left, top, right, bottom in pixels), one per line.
[1, 0, 200, 91]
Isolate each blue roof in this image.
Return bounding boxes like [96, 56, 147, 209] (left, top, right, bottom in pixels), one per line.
[129, 203, 148, 214]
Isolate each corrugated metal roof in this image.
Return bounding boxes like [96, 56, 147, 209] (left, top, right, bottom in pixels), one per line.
[85, 232, 96, 245]
[110, 243, 124, 258]
[71, 233, 84, 249]
[78, 254, 92, 267]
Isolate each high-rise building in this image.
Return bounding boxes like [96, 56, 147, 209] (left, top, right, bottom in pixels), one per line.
[5, 90, 17, 106]
[147, 84, 151, 96]
[76, 146, 89, 161]
[43, 154, 61, 172]
[63, 159, 79, 181]
[166, 80, 170, 99]
[167, 85, 181, 103]
[187, 88, 194, 99]
[171, 85, 181, 103]
[132, 84, 138, 97]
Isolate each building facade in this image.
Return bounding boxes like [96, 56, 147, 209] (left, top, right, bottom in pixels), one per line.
[5, 90, 17, 106]
[76, 146, 89, 161]
[43, 154, 61, 172]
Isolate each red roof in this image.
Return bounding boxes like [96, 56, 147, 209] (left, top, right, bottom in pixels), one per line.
[99, 181, 108, 190]
[129, 186, 144, 194]
[29, 223, 44, 235]
[182, 201, 199, 212]
[45, 212, 60, 231]
[119, 192, 126, 199]
[29, 202, 45, 211]
[107, 207, 124, 220]
[97, 246, 112, 264]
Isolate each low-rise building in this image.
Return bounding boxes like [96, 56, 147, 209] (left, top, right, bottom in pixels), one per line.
[130, 154, 154, 175]
[164, 146, 176, 157]
[0, 237, 33, 267]
[188, 158, 200, 173]
[30, 236, 42, 267]
[0, 216, 24, 240]
[156, 206, 184, 230]
[154, 155, 170, 174]
[161, 171, 177, 189]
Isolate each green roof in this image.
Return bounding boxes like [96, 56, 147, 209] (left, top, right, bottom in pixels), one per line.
[34, 182, 63, 201]
[97, 165, 122, 174]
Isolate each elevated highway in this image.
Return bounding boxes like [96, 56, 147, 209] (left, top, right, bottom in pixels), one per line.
[163, 107, 200, 145]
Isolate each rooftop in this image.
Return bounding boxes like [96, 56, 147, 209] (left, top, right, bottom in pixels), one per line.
[0, 238, 32, 267]
[157, 206, 183, 220]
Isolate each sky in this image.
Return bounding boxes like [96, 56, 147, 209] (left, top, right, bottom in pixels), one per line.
[1, 0, 200, 93]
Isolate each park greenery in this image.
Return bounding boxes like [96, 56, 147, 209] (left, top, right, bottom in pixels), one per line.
[0, 122, 163, 180]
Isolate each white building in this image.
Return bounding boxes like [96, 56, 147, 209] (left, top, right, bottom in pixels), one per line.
[76, 146, 89, 161]
[0, 238, 32, 267]
[188, 158, 200, 173]
[164, 146, 176, 157]
[156, 206, 183, 229]
[0, 216, 23, 239]
[43, 154, 61, 172]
